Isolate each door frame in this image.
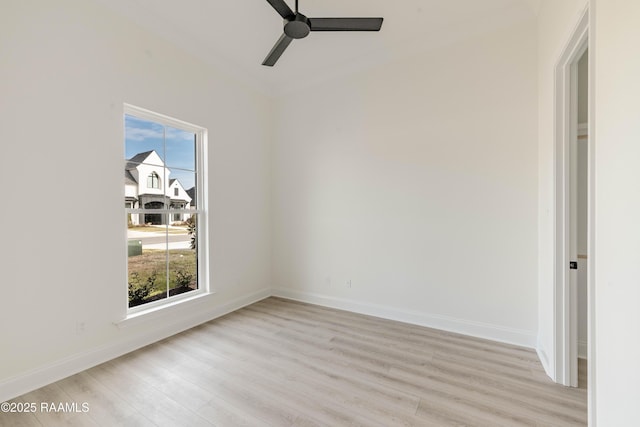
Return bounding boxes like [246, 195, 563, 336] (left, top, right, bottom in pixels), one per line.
[553, 6, 589, 389]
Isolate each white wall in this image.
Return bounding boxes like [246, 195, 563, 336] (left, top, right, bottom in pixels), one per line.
[272, 21, 539, 346]
[0, 0, 272, 401]
[594, 0, 640, 424]
[535, 0, 588, 376]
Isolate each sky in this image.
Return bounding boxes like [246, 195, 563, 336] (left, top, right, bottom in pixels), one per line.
[125, 114, 197, 190]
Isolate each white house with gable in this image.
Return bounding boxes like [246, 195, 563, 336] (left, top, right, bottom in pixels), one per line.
[125, 150, 193, 225]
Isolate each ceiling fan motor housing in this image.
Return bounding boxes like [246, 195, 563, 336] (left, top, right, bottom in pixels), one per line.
[284, 14, 310, 39]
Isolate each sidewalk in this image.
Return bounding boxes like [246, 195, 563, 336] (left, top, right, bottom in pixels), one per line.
[144, 241, 191, 250]
[127, 226, 192, 250]
[127, 225, 188, 238]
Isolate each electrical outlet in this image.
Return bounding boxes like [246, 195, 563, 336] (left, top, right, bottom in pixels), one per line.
[346, 279, 352, 288]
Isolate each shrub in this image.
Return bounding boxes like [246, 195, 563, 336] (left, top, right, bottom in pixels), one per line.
[128, 271, 156, 307]
[175, 269, 194, 289]
[186, 216, 196, 250]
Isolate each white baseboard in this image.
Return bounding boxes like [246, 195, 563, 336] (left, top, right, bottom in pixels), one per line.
[536, 341, 553, 380]
[0, 288, 270, 403]
[272, 288, 536, 349]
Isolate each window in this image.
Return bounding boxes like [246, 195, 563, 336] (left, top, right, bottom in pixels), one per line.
[124, 104, 207, 311]
[147, 172, 160, 189]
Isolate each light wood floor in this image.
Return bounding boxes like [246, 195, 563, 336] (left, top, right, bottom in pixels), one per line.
[2, 297, 587, 426]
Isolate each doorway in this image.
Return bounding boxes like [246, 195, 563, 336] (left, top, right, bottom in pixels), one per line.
[553, 6, 591, 390]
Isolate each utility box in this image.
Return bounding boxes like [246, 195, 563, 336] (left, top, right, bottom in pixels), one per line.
[128, 239, 142, 257]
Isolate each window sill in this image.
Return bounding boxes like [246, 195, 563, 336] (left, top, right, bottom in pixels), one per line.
[115, 291, 214, 329]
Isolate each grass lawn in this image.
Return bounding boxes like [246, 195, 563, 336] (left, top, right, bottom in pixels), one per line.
[128, 249, 197, 306]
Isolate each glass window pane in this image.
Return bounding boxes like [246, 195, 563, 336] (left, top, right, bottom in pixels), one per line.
[168, 171, 196, 214]
[125, 115, 165, 166]
[127, 220, 169, 308]
[123, 163, 170, 213]
[139, 198, 169, 219]
[165, 126, 196, 171]
[168, 215, 198, 297]
[125, 106, 204, 310]
[125, 161, 139, 210]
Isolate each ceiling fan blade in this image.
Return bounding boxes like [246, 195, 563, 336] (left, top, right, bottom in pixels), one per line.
[309, 17, 383, 32]
[262, 33, 293, 66]
[265, 0, 295, 19]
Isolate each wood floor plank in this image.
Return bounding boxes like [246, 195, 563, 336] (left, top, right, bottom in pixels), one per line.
[2, 297, 587, 426]
[0, 396, 43, 427]
[264, 298, 539, 362]
[202, 357, 383, 427]
[175, 325, 422, 418]
[170, 321, 412, 425]
[57, 371, 141, 425]
[18, 383, 100, 427]
[196, 400, 272, 427]
[85, 359, 213, 427]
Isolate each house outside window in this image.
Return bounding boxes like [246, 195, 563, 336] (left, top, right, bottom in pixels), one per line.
[124, 104, 208, 311]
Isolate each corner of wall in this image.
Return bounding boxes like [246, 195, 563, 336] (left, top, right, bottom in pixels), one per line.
[536, 339, 554, 380]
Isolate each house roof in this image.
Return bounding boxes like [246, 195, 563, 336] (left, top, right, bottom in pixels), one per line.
[186, 187, 196, 207]
[125, 169, 137, 186]
[125, 150, 155, 170]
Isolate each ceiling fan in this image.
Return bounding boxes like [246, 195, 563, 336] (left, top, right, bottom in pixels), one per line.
[262, 0, 384, 66]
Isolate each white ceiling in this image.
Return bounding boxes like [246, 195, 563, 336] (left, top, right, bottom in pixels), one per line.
[94, 0, 540, 96]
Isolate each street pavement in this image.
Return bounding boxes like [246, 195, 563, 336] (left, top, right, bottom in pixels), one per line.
[128, 227, 192, 250]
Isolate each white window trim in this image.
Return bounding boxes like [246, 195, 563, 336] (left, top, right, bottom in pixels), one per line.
[122, 103, 210, 321]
